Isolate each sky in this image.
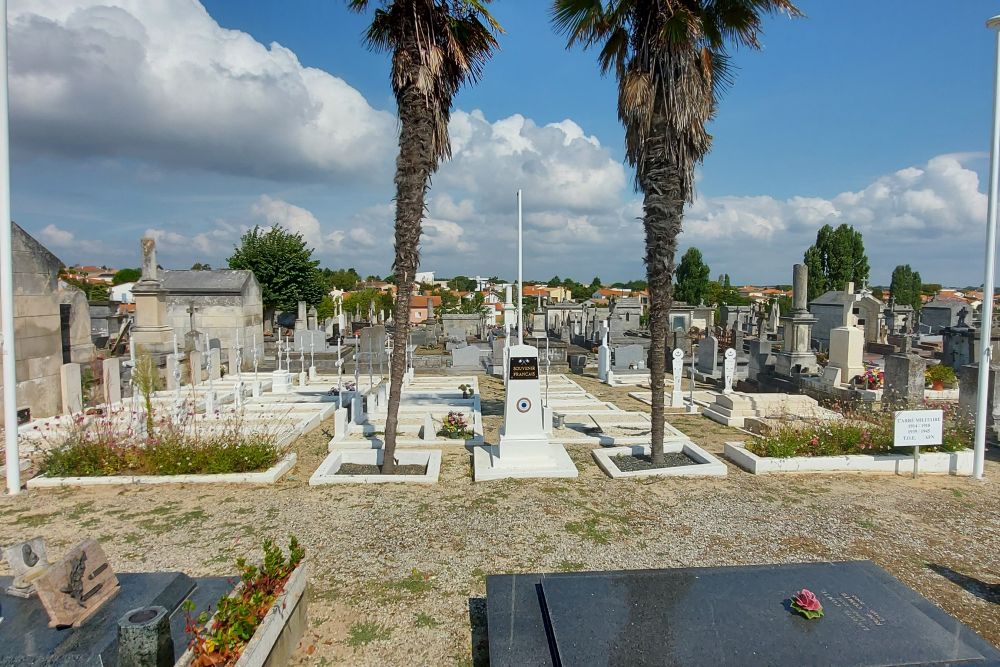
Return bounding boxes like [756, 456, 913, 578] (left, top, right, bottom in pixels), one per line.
[9, 0, 1000, 286]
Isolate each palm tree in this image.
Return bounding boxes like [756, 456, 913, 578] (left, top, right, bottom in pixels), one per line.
[553, 0, 800, 464]
[349, 0, 501, 472]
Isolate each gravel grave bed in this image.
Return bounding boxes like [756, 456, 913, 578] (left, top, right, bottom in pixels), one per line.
[337, 463, 428, 476]
[612, 452, 698, 471]
[1, 371, 998, 667]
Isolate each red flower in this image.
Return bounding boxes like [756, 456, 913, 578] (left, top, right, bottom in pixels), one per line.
[793, 589, 821, 612]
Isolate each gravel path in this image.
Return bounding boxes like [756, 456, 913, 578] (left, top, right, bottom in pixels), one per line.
[1, 371, 998, 666]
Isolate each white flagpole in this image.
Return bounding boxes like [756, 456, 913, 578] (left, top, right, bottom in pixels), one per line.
[974, 15, 1000, 479]
[517, 189, 523, 346]
[1, 0, 19, 495]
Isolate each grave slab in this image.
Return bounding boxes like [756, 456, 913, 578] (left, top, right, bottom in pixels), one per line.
[487, 561, 1000, 667]
[0, 572, 231, 665]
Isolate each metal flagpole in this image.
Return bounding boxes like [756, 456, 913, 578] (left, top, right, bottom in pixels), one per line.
[1, 0, 18, 495]
[517, 189, 523, 346]
[974, 14, 1000, 479]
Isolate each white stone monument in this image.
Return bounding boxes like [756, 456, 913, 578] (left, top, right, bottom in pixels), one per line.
[671, 348, 684, 407]
[825, 325, 865, 387]
[473, 344, 577, 480]
[723, 348, 737, 394]
[597, 321, 611, 382]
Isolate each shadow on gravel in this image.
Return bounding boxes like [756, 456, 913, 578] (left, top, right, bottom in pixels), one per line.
[469, 596, 490, 666]
[480, 398, 504, 417]
[927, 564, 1000, 604]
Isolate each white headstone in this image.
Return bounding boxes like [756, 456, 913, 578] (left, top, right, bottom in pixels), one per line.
[208, 348, 222, 381]
[423, 413, 435, 441]
[60, 363, 82, 415]
[723, 348, 737, 394]
[828, 325, 864, 386]
[671, 348, 684, 406]
[102, 357, 122, 406]
[271, 369, 291, 394]
[351, 394, 366, 425]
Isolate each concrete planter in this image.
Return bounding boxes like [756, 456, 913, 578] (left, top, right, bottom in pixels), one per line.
[309, 449, 441, 485]
[724, 442, 974, 476]
[593, 443, 727, 479]
[26, 453, 297, 488]
[176, 561, 309, 667]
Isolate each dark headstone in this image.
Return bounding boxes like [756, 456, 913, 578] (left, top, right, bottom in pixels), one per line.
[486, 561, 1000, 667]
[0, 572, 232, 666]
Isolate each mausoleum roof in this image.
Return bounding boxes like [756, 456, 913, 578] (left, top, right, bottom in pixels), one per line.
[160, 269, 253, 294]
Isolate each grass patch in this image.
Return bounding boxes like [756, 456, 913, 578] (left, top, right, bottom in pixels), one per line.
[347, 622, 392, 647]
[14, 512, 57, 527]
[565, 516, 612, 545]
[415, 612, 440, 628]
[557, 561, 585, 572]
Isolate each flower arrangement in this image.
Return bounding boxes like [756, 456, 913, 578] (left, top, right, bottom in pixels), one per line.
[925, 364, 957, 389]
[184, 536, 305, 666]
[790, 589, 824, 619]
[437, 411, 473, 439]
[854, 367, 884, 389]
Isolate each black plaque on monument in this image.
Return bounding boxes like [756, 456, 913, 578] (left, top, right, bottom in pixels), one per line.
[486, 561, 1000, 666]
[0, 572, 232, 665]
[510, 356, 539, 380]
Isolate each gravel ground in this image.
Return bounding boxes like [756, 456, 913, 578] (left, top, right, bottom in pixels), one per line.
[1, 371, 998, 666]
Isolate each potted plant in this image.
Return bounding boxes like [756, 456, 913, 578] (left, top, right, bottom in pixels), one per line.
[925, 364, 957, 390]
[458, 383, 473, 399]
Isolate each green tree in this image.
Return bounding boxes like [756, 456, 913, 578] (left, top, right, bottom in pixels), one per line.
[447, 275, 477, 292]
[112, 267, 141, 285]
[554, 0, 799, 465]
[350, 0, 501, 473]
[890, 265, 923, 312]
[322, 267, 361, 291]
[548, 275, 562, 286]
[227, 225, 326, 324]
[190, 262, 212, 271]
[316, 295, 336, 321]
[60, 273, 109, 302]
[674, 247, 710, 305]
[921, 283, 942, 297]
[803, 223, 870, 300]
[459, 291, 487, 314]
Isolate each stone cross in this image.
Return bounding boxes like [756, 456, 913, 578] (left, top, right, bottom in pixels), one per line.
[187, 302, 198, 333]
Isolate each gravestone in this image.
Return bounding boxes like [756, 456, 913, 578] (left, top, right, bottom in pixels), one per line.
[61, 363, 83, 415]
[4, 537, 51, 598]
[747, 339, 775, 382]
[358, 325, 389, 367]
[827, 325, 864, 386]
[295, 301, 307, 332]
[696, 334, 718, 374]
[35, 539, 120, 628]
[671, 349, 684, 406]
[208, 348, 222, 381]
[165, 353, 182, 390]
[189, 350, 203, 385]
[612, 344, 644, 371]
[723, 348, 737, 394]
[102, 357, 122, 406]
[884, 353, 928, 408]
[959, 363, 1000, 427]
[486, 561, 1000, 667]
[775, 263, 819, 377]
[452, 344, 489, 370]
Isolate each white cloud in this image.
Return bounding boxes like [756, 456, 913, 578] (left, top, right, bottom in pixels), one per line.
[39, 223, 103, 254]
[10, 0, 395, 181]
[680, 154, 989, 283]
[251, 195, 323, 250]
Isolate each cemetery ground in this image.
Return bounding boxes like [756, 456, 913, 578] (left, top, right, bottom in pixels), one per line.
[1, 374, 999, 665]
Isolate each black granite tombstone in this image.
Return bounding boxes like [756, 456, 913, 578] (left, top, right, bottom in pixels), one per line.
[486, 561, 1000, 667]
[0, 572, 232, 666]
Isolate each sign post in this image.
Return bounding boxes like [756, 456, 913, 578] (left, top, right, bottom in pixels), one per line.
[893, 409, 943, 479]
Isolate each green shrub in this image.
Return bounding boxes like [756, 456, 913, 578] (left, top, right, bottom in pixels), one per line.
[925, 364, 957, 386]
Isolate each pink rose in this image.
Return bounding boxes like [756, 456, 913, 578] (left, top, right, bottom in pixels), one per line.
[793, 589, 821, 611]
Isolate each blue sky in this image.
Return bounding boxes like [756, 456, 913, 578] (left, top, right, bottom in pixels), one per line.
[10, 0, 1000, 285]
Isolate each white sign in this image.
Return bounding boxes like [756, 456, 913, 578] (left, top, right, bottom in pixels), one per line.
[893, 409, 943, 448]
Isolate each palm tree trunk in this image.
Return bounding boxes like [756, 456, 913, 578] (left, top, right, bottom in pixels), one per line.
[382, 85, 436, 474]
[641, 127, 685, 466]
